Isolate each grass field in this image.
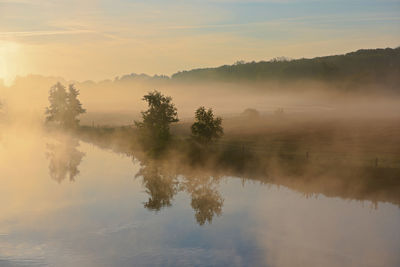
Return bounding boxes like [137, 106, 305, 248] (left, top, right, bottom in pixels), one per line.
[75, 113, 400, 207]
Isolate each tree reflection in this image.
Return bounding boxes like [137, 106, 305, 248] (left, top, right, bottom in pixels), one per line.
[135, 161, 178, 211]
[46, 137, 85, 183]
[184, 176, 224, 225]
[136, 161, 224, 225]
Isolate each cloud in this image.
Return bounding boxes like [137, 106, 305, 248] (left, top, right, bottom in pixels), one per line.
[0, 29, 94, 38]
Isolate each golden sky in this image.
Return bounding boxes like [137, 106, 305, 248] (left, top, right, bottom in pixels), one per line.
[0, 0, 399, 85]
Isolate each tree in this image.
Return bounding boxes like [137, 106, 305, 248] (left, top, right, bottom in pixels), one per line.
[65, 84, 86, 128]
[191, 107, 223, 145]
[242, 108, 260, 119]
[45, 82, 86, 129]
[45, 82, 69, 127]
[135, 90, 179, 153]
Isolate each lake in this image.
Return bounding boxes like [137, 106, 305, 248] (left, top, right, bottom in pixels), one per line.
[0, 127, 399, 267]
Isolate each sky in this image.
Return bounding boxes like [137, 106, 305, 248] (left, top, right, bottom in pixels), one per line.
[0, 0, 399, 85]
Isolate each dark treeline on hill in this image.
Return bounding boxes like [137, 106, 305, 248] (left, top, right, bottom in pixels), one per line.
[110, 47, 400, 89]
[31, 47, 395, 88]
[171, 47, 400, 87]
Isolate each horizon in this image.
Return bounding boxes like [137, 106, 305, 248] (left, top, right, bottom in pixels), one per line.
[1, 45, 398, 86]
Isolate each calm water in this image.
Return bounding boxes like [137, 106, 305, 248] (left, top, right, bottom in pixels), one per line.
[0, 128, 399, 267]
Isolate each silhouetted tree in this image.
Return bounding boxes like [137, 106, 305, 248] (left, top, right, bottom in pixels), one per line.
[234, 60, 246, 65]
[242, 108, 260, 119]
[65, 84, 86, 128]
[45, 82, 69, 127]
[191, 107, 223, 145]
[45, 82, 85, 129]
[135, 90, 178, 154]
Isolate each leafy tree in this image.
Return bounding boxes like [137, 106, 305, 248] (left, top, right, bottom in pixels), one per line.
[66, 84, 86, 128]
[45, 82, 85, 129]
[191, 107, 223, 145]
[45, 82, 69, 127]
[135, 90, 178, 153]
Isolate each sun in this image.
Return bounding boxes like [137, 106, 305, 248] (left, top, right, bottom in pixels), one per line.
[0, 41, 20, 86]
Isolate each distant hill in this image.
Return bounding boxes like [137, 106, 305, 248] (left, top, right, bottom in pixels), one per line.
[2, 47, 399, 94]
[170, 47, 400, 90]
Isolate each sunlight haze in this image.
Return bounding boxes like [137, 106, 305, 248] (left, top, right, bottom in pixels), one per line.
[0, 0, 399, 84]
[0, 1, 399, 266]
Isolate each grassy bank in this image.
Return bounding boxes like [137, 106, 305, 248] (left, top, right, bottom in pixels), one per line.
[75, 115, 400, 207]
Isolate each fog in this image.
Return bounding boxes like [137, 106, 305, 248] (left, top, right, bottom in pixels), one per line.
[1, 75, 400, 126]
[1, 0, 399, 262]
[1, 72, 399, 266]
[1, 75, 399, 166]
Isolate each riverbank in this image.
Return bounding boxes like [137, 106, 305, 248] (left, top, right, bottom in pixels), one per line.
[75, 116, 400, 207]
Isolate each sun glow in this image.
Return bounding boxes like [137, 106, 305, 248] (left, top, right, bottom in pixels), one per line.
[0, 41, 20, 86]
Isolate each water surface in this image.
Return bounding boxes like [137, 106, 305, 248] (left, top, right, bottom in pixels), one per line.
[0, 128, 399, 267]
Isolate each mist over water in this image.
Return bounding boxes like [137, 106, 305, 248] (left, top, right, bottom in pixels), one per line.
[0, 125, 399, 267]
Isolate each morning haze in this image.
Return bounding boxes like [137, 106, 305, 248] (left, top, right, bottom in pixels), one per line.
[0, 0, 399, 266]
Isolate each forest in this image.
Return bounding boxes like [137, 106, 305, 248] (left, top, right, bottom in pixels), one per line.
[170, 47, 400, 90]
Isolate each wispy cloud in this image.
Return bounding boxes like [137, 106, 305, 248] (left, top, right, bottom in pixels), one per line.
[0, 29, 94, 38]
[164, 13, 400, 30]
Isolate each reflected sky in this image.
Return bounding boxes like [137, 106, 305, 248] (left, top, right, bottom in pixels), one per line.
[0, 129, 399, 266]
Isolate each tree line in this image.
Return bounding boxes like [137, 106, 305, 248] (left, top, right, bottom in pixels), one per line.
[171, 47, 400, 90]
[45, 83, 223, 154]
